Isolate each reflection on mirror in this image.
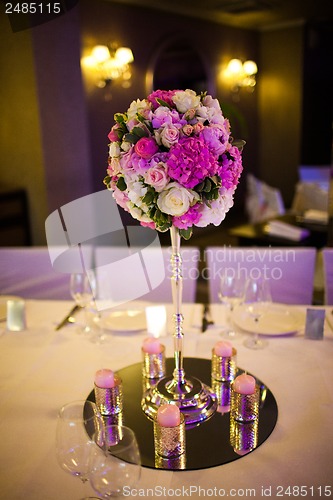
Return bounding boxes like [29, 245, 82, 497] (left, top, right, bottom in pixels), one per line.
[148, 39, 212, 94]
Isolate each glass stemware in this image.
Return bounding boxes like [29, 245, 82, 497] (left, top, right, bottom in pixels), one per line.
[89, 425, 141, 498]
[70, 271, 97, 334]
[242, 277, 272, 349]
[55, 400, 104, 499]
[218, 274, 244, 339]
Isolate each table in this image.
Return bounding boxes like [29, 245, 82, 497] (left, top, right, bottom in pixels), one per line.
[0, 300, 332, 499]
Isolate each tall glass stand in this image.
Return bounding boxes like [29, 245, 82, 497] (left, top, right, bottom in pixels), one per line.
[141, 227, 217, 426]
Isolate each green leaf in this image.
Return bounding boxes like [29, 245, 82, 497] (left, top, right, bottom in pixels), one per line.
[158, 221, 172, 232]
[156, 98, 172, 109]
[203, 178, 212, 192]
[123, 133, 140, 144]
[132, 126, 149, 138]
[179, 227, 193, 240]
[194, 181, 205, 192]
[232, 139, 246, 151]
[211, 175, 221, 186]
[103, 175, 111, 187]
[116, 177, 127, 191]
[114, 113, 126, 123]
[142, 190, 155, 205]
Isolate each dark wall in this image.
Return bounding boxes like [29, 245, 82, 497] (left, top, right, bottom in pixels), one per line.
[301, 21, 333, 165]
[78, 0, 259, 211]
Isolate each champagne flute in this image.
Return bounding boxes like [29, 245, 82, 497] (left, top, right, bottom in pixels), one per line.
[55, 400, 104, 499]
[218, 273, 244, 339]
[242, 277, 272, 349]
[89, 425, 141, 498]
[70, 271, 97, 334]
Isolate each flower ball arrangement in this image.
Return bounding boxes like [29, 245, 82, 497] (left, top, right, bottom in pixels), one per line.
[104, 89, 244, 239]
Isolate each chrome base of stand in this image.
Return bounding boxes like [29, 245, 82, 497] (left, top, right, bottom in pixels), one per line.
[141, 375, 218, 427]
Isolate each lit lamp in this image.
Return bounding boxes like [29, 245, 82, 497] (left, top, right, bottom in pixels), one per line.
[225, 58, 258, 96]
[85, 43, 134, 88]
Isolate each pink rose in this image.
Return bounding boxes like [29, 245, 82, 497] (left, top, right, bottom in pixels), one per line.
[157, 124, 180, 148]
[108, 124, 121, 142]
[113, 187, 130, 212]
[193, 122, 204, 134]
[182, 124, 193, 136]
[144, 164, 169, 192]
[140, 220, 156, 229]
[134, 137, 159, 159]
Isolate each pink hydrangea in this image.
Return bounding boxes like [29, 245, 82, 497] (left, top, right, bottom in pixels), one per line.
[217, 145, 243, 190]
[167, 137, 218, 189]
[147, 90, 178, 110]
[172, 203, 202, 229]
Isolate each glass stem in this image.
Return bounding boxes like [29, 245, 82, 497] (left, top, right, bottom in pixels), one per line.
[170, 226, 185, 387]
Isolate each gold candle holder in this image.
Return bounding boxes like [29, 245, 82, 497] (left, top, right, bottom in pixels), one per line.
[230, 384, 260, 423]
[142, 345, 166, 379]
[94, 374, 123, 416]
[211, 347, 237, 382]
[230, 417, 259, 455]
[153, 413, 185, 458]
[212, 379, 232, 412]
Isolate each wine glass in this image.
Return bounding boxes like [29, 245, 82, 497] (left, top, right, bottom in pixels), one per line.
[218, 273, 244, 339]
[89, 425, 141, 498]
[55, 400, 104, 499]
[70, 271, 97, 334]
[242, 277, 272, 349]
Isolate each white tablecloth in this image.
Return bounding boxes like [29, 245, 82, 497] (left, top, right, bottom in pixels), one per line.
[0, 300, 332, 499]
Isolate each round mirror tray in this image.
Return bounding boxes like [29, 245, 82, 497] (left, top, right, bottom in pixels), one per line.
[87, 357, 278, 471]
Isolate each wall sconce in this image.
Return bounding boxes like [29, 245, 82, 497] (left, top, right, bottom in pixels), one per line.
[85, 43, 134, 88]
[225, 58, 258, 97]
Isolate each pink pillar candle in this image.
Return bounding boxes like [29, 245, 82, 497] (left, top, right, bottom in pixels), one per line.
[214, 340, 233, 357]
[234, 373, 256, 395]
[157, 404, 181, 427]
[142, 337, 162, 354]
[95, 369, 115, 388]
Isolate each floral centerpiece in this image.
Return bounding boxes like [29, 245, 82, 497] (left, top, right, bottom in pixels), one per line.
[104, 89, 244, 239]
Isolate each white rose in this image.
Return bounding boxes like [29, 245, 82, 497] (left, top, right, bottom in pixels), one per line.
[127, 180, 148, 207]
[121, 141, 132, 152]
[202, 95, 221, 112]
[196, 105, 224, 125]
[172, 89, 201, 113]
[108, 157, 121, 176]
[157, 182, 199, 216]
[128, 204, 151, 222]
[127, 99, 150, 120]
[196, 191, 234, 227]
[109, 142, 121, 157]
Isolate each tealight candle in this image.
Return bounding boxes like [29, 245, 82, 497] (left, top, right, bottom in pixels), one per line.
[231, 373, 259, 422]
[154, 404, 185, 458]
[214, 340, 233, 357]
[211, 341, 237, 382]
[142, 337, 162, 354]
[157, 404, 181, 427]
[95, 369, 115, 388]
[94, 369, 123, 416]
[234, 373, 256, 395]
